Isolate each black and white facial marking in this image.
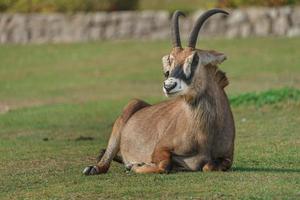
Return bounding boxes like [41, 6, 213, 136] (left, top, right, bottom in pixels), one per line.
[162, 52, 199, 97]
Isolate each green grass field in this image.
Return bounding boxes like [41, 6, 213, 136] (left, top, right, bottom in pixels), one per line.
[0, 37, 300, 199]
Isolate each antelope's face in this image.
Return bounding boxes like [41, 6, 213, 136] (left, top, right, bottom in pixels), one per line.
[162, 48, 226, 97]
[162, 48, 198, 97]
[162, 8, 229, 97]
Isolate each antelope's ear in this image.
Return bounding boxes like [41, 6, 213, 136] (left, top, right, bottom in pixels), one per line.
[198, 50, 227, 66]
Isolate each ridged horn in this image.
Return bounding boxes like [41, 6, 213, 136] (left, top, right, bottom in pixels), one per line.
[171, 10, 185, 48]
[188, 9, 229, 48]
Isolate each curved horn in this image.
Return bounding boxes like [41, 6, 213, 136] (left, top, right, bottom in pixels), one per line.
[188, 9, 229, 48]
[171, 10, 185, 48]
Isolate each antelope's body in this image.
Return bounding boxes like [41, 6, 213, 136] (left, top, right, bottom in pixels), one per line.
[83, 9, 235, 175]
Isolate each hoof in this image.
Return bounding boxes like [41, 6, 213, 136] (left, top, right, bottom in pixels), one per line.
[83, 166, 99, 175]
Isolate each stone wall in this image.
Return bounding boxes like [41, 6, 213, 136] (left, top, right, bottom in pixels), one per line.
[0, 6, 299, 44]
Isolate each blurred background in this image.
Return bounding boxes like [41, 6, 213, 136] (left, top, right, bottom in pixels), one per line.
[0, 1, 300, 199]
[0, 0, 299, 12]
[1, 0, 300, 43]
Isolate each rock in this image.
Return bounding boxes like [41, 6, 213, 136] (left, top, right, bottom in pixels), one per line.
[267, 8, 278, 20]
[278, 6, 292, 17]
[272, 15, 290, 36]
[227, 10, 248, 25]
[27, 14, 48, 43]
[118, 12, 136, 38]
[5, 14, 29, 44]
[104, 23, 118, 39]
[246, 7, 267, 22]
[240, 23, 252, 38]
[192, 10, 205, 22]
[0, 7, 298, 43]
[254, 16, 271, 36]
[151, 11, 169, 39]
[291, 7, 300, 27]
[226, 26, 239, 38]
[45, 14, 67, 42]
[180, 17, 193, 40]
[153, 11, 169, 27]
[0, 14, 11, 43]
[287, 27, 300, 37]
[271, 6, 292, 36]
[134, 12, 155, 38]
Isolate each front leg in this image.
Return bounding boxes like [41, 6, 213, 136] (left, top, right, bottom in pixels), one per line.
[131, 147, 172, 174]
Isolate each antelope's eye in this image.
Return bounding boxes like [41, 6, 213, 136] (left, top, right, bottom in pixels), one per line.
[164, 71, 170, 78]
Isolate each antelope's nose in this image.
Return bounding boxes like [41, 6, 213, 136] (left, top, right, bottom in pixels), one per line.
[163, 79, 177, 92]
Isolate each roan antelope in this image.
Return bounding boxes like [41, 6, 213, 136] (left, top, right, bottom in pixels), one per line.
[83, 9, 235, 175]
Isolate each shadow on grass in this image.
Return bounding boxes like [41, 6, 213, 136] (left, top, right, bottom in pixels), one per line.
[233, 167, 300, 173]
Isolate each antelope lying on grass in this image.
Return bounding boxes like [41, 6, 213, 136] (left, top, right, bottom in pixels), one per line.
[83, 9, 235, 175]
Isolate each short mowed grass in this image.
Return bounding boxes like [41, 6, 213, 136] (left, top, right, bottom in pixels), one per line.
[0, 37, 300, 199]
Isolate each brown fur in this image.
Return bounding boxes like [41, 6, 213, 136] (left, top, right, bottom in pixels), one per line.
[95, 99, 150, 173]
[84, 47, 235, 175]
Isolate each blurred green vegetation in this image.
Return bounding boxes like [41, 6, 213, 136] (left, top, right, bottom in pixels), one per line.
[0, 0, 299, 13]
[140, 0, 299, 12]
[230, 87, 300, 107]
[139, 0, 217, 13]
[0, 0, 139, 13]
[218, 0, 300, 7]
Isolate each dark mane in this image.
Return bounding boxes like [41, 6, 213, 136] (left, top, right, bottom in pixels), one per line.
[215, 69, 229, 89]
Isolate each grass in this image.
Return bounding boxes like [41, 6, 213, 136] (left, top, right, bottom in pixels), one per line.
[230, 87, 300, 106]
[0, 37, 300, 199]
[1, 37, 300, 109]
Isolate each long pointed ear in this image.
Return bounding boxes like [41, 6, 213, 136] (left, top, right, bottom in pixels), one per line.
[198, 50, 227, 66]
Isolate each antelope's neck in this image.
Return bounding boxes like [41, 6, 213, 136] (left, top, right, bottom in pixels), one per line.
[187, 89, 221, 133]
